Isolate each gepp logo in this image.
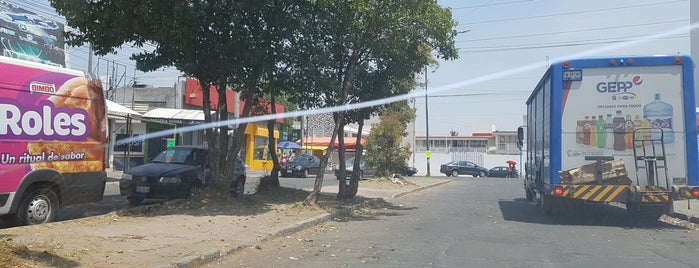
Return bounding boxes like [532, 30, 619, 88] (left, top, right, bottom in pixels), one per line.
[596, 75, 643, 93]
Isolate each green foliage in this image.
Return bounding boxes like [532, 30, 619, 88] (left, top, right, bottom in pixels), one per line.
[365, 102, 415, 178]
[50, 0, 457, 199]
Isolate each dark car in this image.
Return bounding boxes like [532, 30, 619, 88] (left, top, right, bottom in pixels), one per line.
[119, 145, 247, 205]
[334, 156, 375, 179]
[281, 154, 321, 178]
[488, 166, 519, 178]
[401, 166, 418, 176]
[439, 161, 488, 177]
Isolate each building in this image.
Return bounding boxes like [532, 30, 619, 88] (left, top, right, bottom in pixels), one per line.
[109, 78, 285, 171]
[414, 130, 519, 155]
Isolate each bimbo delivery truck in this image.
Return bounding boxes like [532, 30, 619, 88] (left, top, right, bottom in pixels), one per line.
[0, 56, 108, 226]
[523, 55, 699, 219]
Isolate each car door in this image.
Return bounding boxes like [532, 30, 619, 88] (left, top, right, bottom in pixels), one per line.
[308, 156, 321, 174]
[463, 161, 478, 176]
[456, 161, 469, 175]
[494, 167, 506, 177]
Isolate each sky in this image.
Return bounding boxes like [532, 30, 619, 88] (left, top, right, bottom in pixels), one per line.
[425, 0, 691, 136]
[10, 0, 693, 136]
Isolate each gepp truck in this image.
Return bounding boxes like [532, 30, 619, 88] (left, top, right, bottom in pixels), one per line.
[523, 55, 699, 219]
[0, 56, 108, 226]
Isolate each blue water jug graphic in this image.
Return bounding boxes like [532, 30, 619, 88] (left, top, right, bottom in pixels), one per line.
[643, 93, 674, 143]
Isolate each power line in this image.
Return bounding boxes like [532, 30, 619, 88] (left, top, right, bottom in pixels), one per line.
[459, 0, 687, 25]
[451, 0, 534, 10]
[457, 34, 688, 54]
[458, 19, 688, 43]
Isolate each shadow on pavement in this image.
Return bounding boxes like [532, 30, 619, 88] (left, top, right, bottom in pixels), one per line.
[331, 198, 418, 222]
[498, 198, 688, 230]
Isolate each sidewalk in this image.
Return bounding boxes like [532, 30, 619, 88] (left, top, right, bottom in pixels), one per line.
[1, 170, 452, 268]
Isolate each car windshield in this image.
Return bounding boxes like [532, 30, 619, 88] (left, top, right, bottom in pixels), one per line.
[289, 155, 311, 163]
[152, 147, 205, 166]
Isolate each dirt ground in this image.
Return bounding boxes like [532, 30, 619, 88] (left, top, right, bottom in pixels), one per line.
[0, 178, 427, 268]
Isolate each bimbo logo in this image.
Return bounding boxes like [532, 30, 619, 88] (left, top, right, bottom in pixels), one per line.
[30, 82, 56, 94]
[596, 76, 643, 93]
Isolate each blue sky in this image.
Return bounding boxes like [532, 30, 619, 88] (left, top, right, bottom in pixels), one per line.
[10, 0, 693, 136]
[425, 0, 690, 136]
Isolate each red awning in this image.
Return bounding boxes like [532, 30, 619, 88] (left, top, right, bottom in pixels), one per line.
[297, 137, 366, 150]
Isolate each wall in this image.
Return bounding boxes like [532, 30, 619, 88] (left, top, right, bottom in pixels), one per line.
[412, 151, 527, 177]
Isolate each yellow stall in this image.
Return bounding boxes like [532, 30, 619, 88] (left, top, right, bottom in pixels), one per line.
[244, 123, 279, 171]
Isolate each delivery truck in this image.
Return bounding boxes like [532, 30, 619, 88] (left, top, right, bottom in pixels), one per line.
[0, 56, 107, 225]
[523, 55, 699, 219]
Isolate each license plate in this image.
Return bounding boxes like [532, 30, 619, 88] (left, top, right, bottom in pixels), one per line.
[136, 186, 150, 193]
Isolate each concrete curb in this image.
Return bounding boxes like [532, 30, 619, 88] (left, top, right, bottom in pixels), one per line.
[671, 212, 699, 224]
[153, 179, 452, 268]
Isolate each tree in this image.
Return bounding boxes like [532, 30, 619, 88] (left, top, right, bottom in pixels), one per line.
[50, 0, 304, 196]
[365, 101, 415, 178]
[292, 0, 458, 203]
[450, 130, 459, 136]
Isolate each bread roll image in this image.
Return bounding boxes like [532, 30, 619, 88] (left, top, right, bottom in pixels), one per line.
[27, 77, 107, 172]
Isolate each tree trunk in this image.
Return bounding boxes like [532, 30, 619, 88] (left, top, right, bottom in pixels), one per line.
[259, 95, 281, 192]
[336, 120, 349, 199]
[303, 112, 343, 205]
[208, 81, 235, 194]
[347, 121, 364, 197]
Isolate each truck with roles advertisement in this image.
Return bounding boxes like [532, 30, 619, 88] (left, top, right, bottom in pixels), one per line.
[523, 55, 699, 219]
[0, 56, 107, 226]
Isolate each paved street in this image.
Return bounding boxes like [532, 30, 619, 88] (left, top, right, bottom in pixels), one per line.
[208, 177, 699, 268]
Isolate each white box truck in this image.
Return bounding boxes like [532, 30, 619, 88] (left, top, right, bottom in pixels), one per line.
[523, 55, 699, 219]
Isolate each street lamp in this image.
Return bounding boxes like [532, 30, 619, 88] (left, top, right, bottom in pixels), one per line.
[425, 65, 431, 177]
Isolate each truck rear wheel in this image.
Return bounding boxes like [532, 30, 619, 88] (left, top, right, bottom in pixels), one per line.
[626, 202, 670, 221]
[539, 194, 556, 216]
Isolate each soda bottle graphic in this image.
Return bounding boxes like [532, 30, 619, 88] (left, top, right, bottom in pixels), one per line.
[596, 115, 605, 148]
[613, 111, 626, 151]
[624, 114, 634, 149]
[590, 116, 597, 147]
[633, 115, 643, 147]
[639, 118, 651, 147]
[583, 116, 591, 145]
[576, 117, 585, 144]
[605, 114, 614, 149]
[643, 93, 674, 143]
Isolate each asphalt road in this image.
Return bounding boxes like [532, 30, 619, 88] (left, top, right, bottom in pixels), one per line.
[207, 177, 699, 268]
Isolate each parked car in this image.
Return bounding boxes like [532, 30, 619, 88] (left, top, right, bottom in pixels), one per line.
[401, 166, 418, 176]
[487, 166, 519, 178]
[334, 156, 375, 179]
[119, 145, 247, 205]
[439, 161, 488, 177]
[281, 154, 321, 178]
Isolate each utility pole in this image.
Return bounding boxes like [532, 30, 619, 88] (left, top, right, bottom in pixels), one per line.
[425, 66, 431, 177]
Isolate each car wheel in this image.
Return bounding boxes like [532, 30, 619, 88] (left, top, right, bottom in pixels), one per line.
[187, 181, 201, 198]
[479, 171, 486, 177]
[302, 169, 308, 178]
[230, 176, 246, 197]
[127, 196, 144, 205]
[14, 187, 59, 226]
[451, 170, 459, 177]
